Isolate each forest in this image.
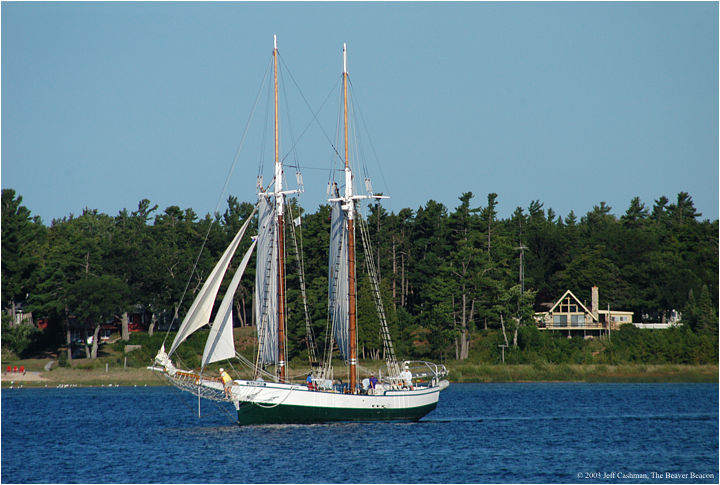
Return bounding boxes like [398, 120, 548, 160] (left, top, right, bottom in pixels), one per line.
[2, 188, 718, 366]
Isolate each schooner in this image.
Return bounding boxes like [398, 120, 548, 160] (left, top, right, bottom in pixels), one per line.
[150, 37, 449, 425]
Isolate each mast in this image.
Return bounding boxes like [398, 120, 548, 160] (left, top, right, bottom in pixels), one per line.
[274, 35, 286, 382]
[343, 43, 358, 393]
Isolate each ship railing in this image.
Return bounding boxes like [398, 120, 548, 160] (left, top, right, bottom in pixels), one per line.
[150, 367, 229, 402]
[395, 360, 448, 388]
[401, 360, 448, 378]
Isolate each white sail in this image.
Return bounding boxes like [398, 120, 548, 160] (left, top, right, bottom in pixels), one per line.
[202, 238, 257, 367]
[328, 185, 350, 359]
[255, 195, 278, 364]
[168, 212, 255, 357]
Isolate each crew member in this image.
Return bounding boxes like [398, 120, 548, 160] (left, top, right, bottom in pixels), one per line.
[399, 365, 414, 390]
[219, 368, 233, 398]
[369, 373, 378, 394]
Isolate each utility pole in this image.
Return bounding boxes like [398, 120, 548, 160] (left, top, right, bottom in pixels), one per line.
[516, 244, 527, 295]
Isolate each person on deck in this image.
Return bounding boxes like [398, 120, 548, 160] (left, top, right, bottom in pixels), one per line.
[399, 365, 414, 390]
[219, 368, 232, 398]
[306, 373, 314, 391]
[369, 373, 378, 393]
[361, 377, 370, 394]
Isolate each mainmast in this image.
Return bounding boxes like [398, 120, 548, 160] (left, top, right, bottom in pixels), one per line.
[342, 43, 358, 394]
[274, 35, 287, 382]
[328, 43, 389, 392]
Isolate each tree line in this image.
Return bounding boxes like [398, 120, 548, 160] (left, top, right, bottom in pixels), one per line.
[2, 188, 717, 363]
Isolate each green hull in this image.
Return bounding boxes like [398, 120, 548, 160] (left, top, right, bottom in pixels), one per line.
[236, 400, 438, 425]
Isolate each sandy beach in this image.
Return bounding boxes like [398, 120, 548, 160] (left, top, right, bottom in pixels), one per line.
[2, 371, 47, 382]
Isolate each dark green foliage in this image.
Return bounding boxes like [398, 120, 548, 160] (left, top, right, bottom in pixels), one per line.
[2, 190, 46, 317]
[113, 330, 209, 369]
[67, 275, 130, 326]
[1, 317, 42, 358]
[603, 325, 717, 365]
[1, 188, 716, 366]
[469, 325, 717, 366]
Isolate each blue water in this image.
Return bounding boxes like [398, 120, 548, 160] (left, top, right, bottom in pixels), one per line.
[1, 383, 717, 483]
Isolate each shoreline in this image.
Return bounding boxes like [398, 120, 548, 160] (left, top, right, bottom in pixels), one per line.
[2, 364, 717, 388]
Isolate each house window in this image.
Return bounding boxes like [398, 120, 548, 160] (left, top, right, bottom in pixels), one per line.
[559, 303, 578, 313]
[571, 314, 585, 327]
[553, 315, 567, 326]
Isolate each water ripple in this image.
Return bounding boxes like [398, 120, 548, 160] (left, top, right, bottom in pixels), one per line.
[2, 383, 717, 483]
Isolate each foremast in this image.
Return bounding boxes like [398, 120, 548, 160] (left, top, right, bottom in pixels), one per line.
[256, 35, 299, 382]
[273, 35, 287, 383]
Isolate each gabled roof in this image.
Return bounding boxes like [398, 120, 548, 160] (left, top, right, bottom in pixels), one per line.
[547, 289, 598, 322]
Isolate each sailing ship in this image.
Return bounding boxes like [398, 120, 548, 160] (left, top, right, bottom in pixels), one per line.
[149, 37, 449, 425]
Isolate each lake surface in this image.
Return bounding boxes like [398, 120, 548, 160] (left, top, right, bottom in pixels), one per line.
[1, 383, 717, 483]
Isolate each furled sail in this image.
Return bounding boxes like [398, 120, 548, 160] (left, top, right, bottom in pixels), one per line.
[328, 186, 350, 359]
[168, 211, 255, 357]
[254, 195, 278, 364]
[201, 238, 257, 367]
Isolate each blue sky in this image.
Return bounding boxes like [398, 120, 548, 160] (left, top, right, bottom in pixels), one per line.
[2, 2, 718, 224]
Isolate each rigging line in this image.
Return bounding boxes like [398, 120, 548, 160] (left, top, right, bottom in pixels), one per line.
[278, 64, 301, 175]
[213, 399, 239, 423]
[285, 164, 343, 173]
[281, 200, 289, 381]
[196, 368, 239, 422]
[252, 383, 299, 409]
[347, 87, 368, 189]
[328, 86, 344, 187]
[161, 56, 272, 349]
[156, 369, 235, 423]
[358, 213, 399, 376]
[258, 55, 276, 181]
[236, 351, 275, 380]
[163, 376, 208, 418]
[323, 296, 335, 371]
[347, 78, 391, 202]
[285, 203, 318, 366]
[278, 53, 345, 165]
[346, 79, 370, 183]
[323, 229, 338, 372]
[204, 394, 239, 423]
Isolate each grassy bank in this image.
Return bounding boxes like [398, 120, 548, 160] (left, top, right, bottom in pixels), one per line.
[449, 363, 718, 383]
[2, 332, 716, 387]
[7, 326, 716, 387]
[2, 361, 717, 388]
[2, 367, 163, 387]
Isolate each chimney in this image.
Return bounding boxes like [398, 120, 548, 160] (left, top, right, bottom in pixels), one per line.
[591, 286, 599, 321]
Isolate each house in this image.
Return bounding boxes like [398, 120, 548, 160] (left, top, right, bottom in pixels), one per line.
[634, 309, 682, 329]
[70, 307, 152, 345]
[103, 307, 152, 339]
[534, 286, 633, 337]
